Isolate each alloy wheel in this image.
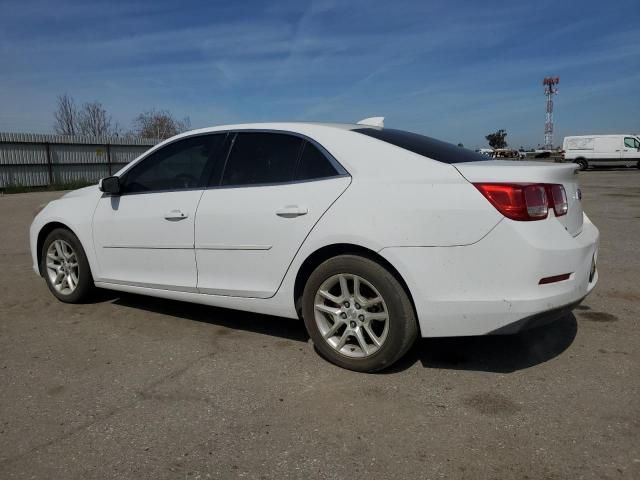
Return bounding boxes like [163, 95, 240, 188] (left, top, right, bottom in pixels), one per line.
[314, 273, 389, 358]
[46, 239, 79, 295]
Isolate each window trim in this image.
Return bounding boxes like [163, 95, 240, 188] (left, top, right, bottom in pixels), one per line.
[624, 137, 640, 149]
[116, 132, 224, 196]
[108, 129, 350, 196]
[212, 129, 350, 189]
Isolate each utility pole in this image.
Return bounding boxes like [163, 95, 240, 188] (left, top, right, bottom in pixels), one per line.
[543, 77, 559, 150]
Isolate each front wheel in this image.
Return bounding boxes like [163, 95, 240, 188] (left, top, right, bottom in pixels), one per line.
[302, 255, 417, 372]
[41, 228, 94, 303]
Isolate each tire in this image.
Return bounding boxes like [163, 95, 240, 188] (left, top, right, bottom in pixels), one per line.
[636, 160, 640, 169]
[301, 255, 417, 372]
[575, 159, 588, 171]
[41, 228, 94, 303]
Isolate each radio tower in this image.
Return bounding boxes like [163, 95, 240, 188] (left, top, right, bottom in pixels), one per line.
[543, 77, 559, 150]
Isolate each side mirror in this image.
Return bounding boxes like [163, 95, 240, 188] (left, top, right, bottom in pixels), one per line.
[99, 176, 121, 194]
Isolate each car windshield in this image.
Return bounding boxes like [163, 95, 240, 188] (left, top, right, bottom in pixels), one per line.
[353, 128, 490, 164]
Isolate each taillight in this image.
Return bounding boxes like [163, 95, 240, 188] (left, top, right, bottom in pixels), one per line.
[547, 184, 568, 216]
[473, 183, 568, 221]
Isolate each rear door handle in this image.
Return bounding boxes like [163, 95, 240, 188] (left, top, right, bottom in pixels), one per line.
[164, 209, 189, 220]
[276, 206, 308, 218]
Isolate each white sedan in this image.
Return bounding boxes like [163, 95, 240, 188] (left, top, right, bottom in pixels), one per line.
[30, 118, 599, 372]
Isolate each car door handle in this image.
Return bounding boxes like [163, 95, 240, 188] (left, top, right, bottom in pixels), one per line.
[164, 209, 189, 220]
[276, 206, 308, 218]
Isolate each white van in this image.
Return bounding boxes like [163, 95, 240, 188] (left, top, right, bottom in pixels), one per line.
[562, 135, 640, 170]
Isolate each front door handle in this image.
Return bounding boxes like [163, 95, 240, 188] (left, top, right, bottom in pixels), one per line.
[164, 209, 189, 220]
[276, 205, 308, 218]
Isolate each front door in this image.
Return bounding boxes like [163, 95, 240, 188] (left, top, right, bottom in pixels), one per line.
[622, 136, 640, 163]
[92, 134, 224, 291]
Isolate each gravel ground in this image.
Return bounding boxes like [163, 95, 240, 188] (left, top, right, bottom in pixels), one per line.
[0, 169, 638, 479]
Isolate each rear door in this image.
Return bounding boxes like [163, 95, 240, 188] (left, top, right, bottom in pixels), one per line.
[194, 132, 350, 298]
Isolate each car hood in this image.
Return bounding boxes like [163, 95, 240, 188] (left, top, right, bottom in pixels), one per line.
[61, 185, 100, 199]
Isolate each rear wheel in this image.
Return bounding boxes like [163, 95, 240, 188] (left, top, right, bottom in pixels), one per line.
[41, 228, 94, 303]
[575, 158, 588, 171]
[302, 255, 417, 372]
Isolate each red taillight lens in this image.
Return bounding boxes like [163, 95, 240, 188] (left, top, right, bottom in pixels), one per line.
[474, 183, 569, 221]
[547, 184, 568, 216]
[473, 183, 548, 221]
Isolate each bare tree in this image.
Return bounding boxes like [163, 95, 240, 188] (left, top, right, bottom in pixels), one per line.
[132, 109, 191, 139]
[77, 101, 115, 137]
[53, 94, 78, 135]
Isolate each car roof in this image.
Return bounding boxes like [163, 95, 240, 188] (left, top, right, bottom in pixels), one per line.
[179, 122, 362, 137]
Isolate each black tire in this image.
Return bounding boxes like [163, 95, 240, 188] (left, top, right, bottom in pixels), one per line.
[301, 255, 417, 372]
[575, 158, 588, 171]
[636, 160, 640, 169]
[41, 228, 94, 303]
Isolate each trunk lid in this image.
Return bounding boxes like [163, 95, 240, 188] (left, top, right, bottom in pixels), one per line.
[454, 160, 583, 236]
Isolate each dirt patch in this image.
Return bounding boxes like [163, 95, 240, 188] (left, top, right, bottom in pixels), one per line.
[604, 290, 640, 302]
[578, 311, 618, 322]
[46, 385, 66, 396]
[462, 392, 521, 415]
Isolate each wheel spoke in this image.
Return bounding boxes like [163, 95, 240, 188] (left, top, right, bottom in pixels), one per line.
[323, 320, 343, 339]
[315, 303, 340, 317]
[338, 274, 350, 299]
[367, 312, 388, 322]
[354, 328, 370, 355]
[335, 330, 349, 350]
[66, 274, 75, 290]
[54, 241, 64, 259]
[318, 288, 341, 304]
[362, 296, 383, 308]
[363, 324, 382, 348]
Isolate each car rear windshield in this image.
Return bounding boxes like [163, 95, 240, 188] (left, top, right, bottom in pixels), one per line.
[353, 128, 489, 164]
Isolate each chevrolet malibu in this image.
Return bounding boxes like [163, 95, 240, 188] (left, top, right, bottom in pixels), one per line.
[30, 118, 599, 372]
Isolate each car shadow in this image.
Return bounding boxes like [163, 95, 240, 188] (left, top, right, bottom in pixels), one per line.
[93, 289, 577, 373]
[99, 290, 309, 343]
[386, 313, 578, 374]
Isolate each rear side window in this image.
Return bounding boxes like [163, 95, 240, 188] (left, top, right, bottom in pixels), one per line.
[222, 132, 303, 186]
[295, 142, 339, 181]
[354, 128, 489, 164]
[121, 134, 218, 193]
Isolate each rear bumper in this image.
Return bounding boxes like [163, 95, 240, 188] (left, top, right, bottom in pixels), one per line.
[380, 213, 599, 337]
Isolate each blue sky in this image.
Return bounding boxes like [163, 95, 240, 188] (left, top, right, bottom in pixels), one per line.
[1, 0, 638, 148]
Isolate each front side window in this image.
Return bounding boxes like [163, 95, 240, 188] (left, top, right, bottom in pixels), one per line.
[121, 135, 221, 193]
[221, 132, 303, 186]
[624, 137, 640, 149]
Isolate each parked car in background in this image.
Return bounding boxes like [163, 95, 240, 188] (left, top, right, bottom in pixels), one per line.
[475, 148, 494, 158]
[562, 134, 640, 170]
[492, 148, 521, 159]
[30, 119, 599, 372]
